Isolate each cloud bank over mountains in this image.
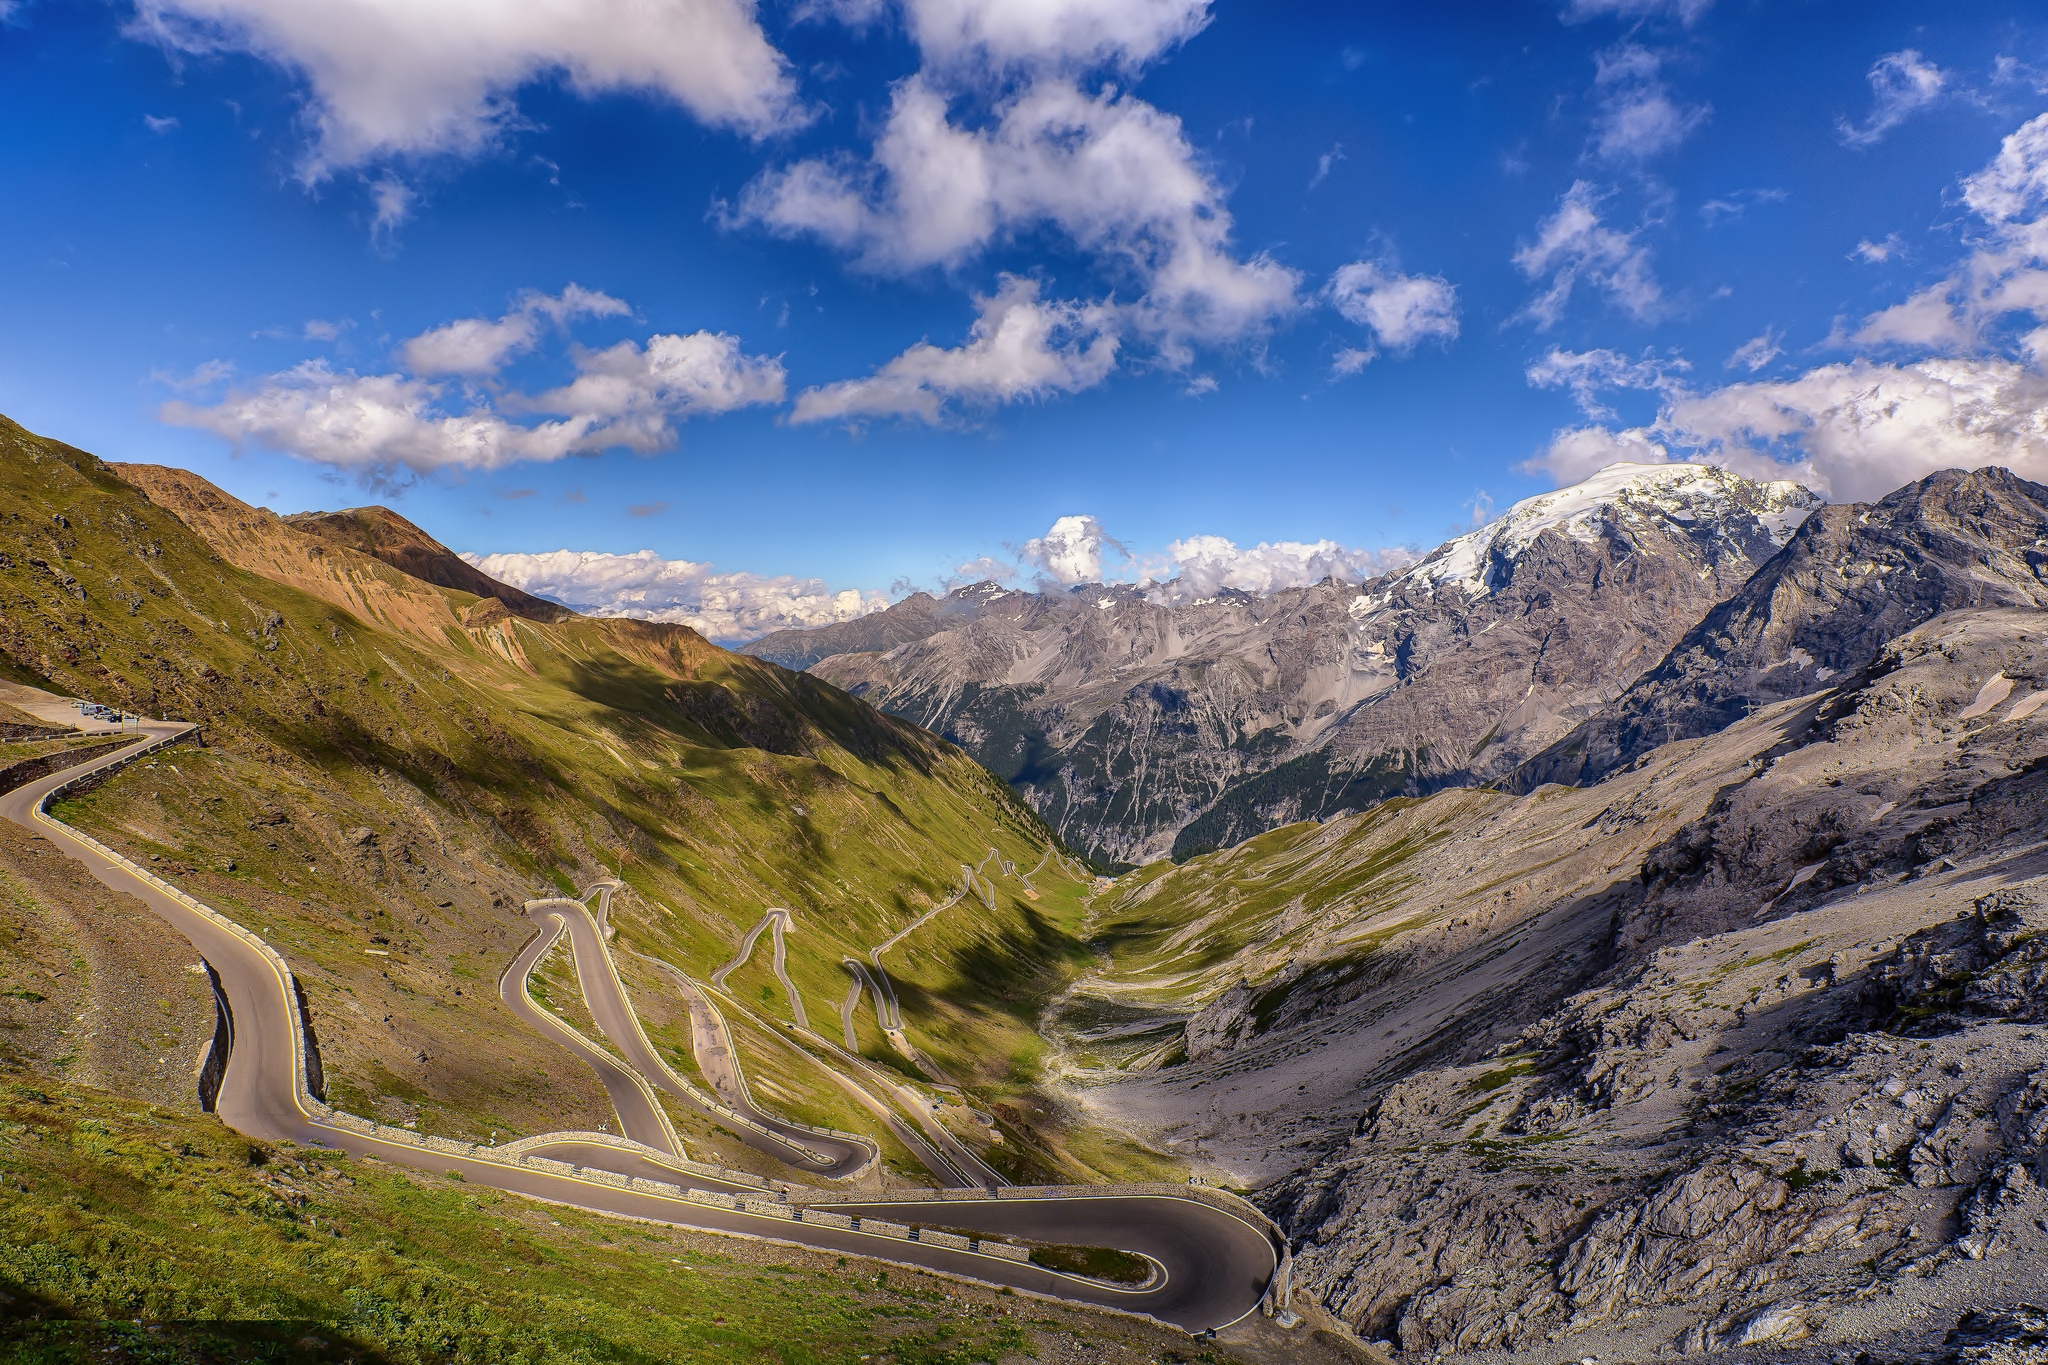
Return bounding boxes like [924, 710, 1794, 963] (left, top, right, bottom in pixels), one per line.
[473, 507, 1415, 643]
[464, 548, 891, 643]
[1522, 111, 2048, 501]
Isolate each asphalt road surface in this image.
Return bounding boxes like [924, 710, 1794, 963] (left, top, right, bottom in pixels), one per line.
[1, 728, 1278, 1332]
[525, 892, 874, 1179]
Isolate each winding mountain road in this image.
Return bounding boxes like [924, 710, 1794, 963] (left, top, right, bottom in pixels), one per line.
[0, 725, 1277, 1333]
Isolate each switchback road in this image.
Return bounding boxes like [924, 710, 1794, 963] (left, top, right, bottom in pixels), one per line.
[0, 726, 1277, 1332]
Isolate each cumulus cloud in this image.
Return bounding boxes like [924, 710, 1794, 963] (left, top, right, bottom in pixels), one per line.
[161, 363, 604, 474]
[999, 513, 1413, 596]
[521, 332, 788, 448]
[1523, 360, 2048, 501]
[402, 285, 629, 377]
[737, 72, 1297, 362]
[1839, 50, 1949, 148]
[1327, 261, 1459, 361]
[790, 275, 1116, 425]
[1590, 44, 1709, 162]
[1020, 514, 1115, 585]
[463, 549, 889, 643]
[1512, 181, 1662, 329]
[1520, 425, 1672, 486]
[897, 0, 1212, 73]
[161, 292, 782, 478]
[128, 0, 803, 177]
[1526, 346, 1689, 419]
[1157, 535, 1415, 598]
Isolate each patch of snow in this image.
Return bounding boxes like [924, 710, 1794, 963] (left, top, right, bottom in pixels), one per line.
[2007, 689, 2048, 722]
[1391, 462, 1819, 599]
[1959, 672, 2014, 720]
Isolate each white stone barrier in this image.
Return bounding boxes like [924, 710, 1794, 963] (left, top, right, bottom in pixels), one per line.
[859, 1218, 911, 1241]
[742, 1198, 795, 1220]
[912, 1228, 970, 1251]
[976, 1240, 1030, 1263]
[796, 1208, 852, 1231]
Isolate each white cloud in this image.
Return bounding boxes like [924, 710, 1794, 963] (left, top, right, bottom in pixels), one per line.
[897, 0, 1212, 73]
[161, 294, 783, 478]
[1962, 110, 2048, 223]
[789, 275, 1116, 425]
[1330, 347, 1375, 377]
[1020, 514, 1114, 585]
[1157, 535, 1414, 598]
[1003, 513, 1413, 596]
[1560, 0, 1713, 25]
[1519, 425, 1671, 486]
[1309, 142, 1344, 190]
[1844, 113, 2048, 359]
[1328, 261, 1459, 354]
[1525, 346, 1689, 420]
[737, 74, 1298, 361]
[1590, 44, 1708, 162]
[1520, 113, 2048, 502]
[161, 362, 604, 475]
[128, 0, 802, 177]
[1839, 49, 1949, 148]
[402, 285, 629, 377]
[1521, 359, 2048, 501]
[144, 114, 180, 133]
[368, 175, 415, 236]
[1726, 329, 1783, 372]
[943, 555, 1017, 590]
[1852, 233, 1906, 263]
[463, 549, 889, 643]
[524, 332, 788, 448]
[1512, 180, 1662, 329]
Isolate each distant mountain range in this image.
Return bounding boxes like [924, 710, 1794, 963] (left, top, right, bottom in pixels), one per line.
[746, 463, 1831, 866]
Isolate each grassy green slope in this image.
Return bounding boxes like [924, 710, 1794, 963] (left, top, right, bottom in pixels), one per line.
[0, 414, 1140, 1179]
[0, 1074, 1235, 1365]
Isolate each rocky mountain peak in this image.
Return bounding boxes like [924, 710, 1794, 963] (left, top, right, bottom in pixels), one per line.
[1391, 461, 1822, 601]
[793, 461, 1827, 865]
[1519, 464, 2048, 790]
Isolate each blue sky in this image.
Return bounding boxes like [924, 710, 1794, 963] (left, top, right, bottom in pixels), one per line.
[5, 0, 2048, 639]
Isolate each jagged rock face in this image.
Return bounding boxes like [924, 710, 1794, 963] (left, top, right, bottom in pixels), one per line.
[807, 463, 1819, 866]
[1520, 466, 2048, 791]
[1612, 607, 2048, 962]
[1057, 601, 2048, 1356]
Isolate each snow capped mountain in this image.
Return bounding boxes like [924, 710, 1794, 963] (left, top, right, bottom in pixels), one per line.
[767, 462, 1829, 865]
[1397, 463, 1822, 598]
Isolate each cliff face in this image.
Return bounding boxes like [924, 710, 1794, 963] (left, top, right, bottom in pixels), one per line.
[1518, 466, 2048, 791]
[1059, 606, 2048, 1359]
[808, 463, 1821, 865]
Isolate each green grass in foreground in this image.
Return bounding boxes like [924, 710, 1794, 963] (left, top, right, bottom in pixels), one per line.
[0, 1071, 1068, 1364]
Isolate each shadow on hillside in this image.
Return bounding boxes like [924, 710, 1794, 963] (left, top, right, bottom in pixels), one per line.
[0, 1282, 391, 1365]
